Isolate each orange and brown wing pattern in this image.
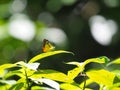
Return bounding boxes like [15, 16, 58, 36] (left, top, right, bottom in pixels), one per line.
[42, 39, 55, 53]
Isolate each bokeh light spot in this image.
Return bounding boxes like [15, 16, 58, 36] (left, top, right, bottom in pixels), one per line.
[89, 15, 118, 46]
[37, 27, 68, 48]
[38, 12, 54, 25]
[10, 0, 27, 13]
[104, 0, 119, 7]
[8, 14, 35, 42]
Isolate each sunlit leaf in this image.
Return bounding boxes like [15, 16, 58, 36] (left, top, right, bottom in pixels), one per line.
[112, 70, 120, 78]
[107, 58, 120, 66]
[15, 61, 40, 70]
[67, 67, 81, 80]
[30, 69, 74, 83]
[0, 63, 16, 77]
[79, 79, 94, 88]
[16, 78, 26, 84]
[31, 78, 60, 90]
[84, 56, 110, 66]
[15, 61, 40, 77]
[9, 82, 24, 90]
[15, 61, 25, 66]
[86, 69, 115, 86]
[60, 83, 82, 90]
[19, 68, 35, 77]
[0, 85, 11, 90]
[24, 63, 40, 71]
[112, 58, 120, 64]
[0, 80, 16, 85]
[111, 87, 120, 90]
[4, 70, 24, 79]
[28, 50, 73, 63]
[31, 86, 55, 90]
[66, 57, 109, 77]
[66, 62, 82, 67]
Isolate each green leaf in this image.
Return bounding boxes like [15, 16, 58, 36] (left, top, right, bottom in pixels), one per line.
[15, 61, 40, 77]
[0, 80, 16, 85]
[112, 58, 120, 64]
[66, 62, 84, 73]
[84, 56, 109, 66]
[16, 78, 26, 84]
[9, 82, 24, 90]
[4, 70, 24, 79]
[31, 78, 60, 90]
[67, 67, 81, 80]
[110, 81, 120, 90]
[111, 70, 120, 81]
[15, 61, 25, 66]
[31, 86, 55, 90]
[60, 83, 92, 90]
[111, 87, 120, 90]
[30, 69, 74, 83]
[79, 79, 94, 88]
[0, 85, 11, 90]
[66, 56, 109, 75]
[15, 61, 40, 70]
[28, 50, 73, 63]
[86, 69, 115, 86]
[66, 62, 82, 67]
[107, 58, 120, 66]
[23, 62, 40, 71]
[60, 83, 82, 90]
[0, 63, 16, 77]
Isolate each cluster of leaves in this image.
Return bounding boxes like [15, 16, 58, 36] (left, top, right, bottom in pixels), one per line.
[0, 50, 120, 90]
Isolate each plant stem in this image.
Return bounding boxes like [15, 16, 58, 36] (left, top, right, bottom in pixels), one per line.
[24, 68, 30, 90]
[80, 72, 87, 90]
[83, 75, 86, 90]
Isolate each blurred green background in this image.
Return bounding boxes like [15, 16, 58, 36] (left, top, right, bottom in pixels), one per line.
[0, 0, 120, 68]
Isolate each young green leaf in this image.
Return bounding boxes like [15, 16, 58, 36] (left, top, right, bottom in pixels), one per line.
[0, 63, 17, 77]
[60, 83, 82, 90]
[30, 69, 74, 83]
[15, 61, 40, 70]
[79, 79, 94, 88]
[112, 70, 120, 76]
[31, 78, 60, 90]
[8, 82, 24, 90]
[86, 69, 115, 86]
[31, 86, 55, 90]
[0, 80, 16, 85]
[4, 70, 24, 79]
[24, 63, 40, 71]
[0, 85, 11, 90]
[112, 58, 120, 64]
[66, 61, 84, 73]
[67, 67, 81, 80]
[66, 57, 109, 76]
[107, 58, 120, 66]
[28, 50, 73, 63]
[84, 56, 110, 66]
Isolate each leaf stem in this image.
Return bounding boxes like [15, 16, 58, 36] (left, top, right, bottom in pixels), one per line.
[80, 72, 87, 90]
[83, 75, 86, 90]
[24, 68, 30, 90]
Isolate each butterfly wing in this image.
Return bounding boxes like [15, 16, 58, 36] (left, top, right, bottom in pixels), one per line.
[42, 39, 55, 52]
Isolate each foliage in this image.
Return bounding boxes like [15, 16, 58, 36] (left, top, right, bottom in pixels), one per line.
[0, 50, 120, 90]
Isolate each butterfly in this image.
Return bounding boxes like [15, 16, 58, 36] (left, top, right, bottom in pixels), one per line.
[42, 39, 55, 53]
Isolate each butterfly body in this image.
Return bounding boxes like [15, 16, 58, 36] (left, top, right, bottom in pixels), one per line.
[42, 39, 55, 52]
